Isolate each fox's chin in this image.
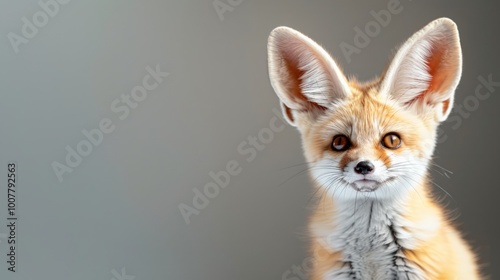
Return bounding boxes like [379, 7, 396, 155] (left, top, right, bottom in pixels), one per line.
[352, 180, 379, 192]
[350, 177, 396, 193]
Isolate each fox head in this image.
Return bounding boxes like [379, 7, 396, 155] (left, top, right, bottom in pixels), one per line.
[267, 18, 462, 201]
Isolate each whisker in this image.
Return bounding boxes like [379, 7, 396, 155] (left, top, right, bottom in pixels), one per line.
[428, 178, 457, 204]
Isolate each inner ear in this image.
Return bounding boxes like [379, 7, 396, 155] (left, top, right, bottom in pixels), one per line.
[277, 45, 331, 113]
[281, 51, 311, 106]
[420, 40, 459, 101]
[441, 99, 451, 115]
[403, 43, 448, 108]
[283, 103, 295, 124]
[425, 42, 447, 94]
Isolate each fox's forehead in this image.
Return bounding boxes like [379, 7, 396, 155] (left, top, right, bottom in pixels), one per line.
[317, 83, 417, 142]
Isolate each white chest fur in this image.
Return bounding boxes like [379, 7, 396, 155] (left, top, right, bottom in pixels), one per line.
[315, 200, 426, 280]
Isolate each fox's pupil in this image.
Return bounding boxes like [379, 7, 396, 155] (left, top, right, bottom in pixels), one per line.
[382, 133, 401, 149]
[332, 135, 349, 151]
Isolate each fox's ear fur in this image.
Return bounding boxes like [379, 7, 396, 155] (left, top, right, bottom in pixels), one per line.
[267, 27, 350, 126]
[380, 18, 462, 122]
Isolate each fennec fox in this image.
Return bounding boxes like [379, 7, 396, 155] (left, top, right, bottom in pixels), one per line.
[267, 18, 480, 279]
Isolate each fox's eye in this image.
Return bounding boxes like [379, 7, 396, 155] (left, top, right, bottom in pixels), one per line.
[382, 133, 402, 149]
[331, 135, 350, 151]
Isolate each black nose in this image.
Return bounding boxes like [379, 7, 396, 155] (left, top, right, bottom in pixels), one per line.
[354, 161, 374, 175]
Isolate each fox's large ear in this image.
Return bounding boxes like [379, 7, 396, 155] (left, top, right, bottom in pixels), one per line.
[267, 27, 350, 127]
[380, 18, 462, 122]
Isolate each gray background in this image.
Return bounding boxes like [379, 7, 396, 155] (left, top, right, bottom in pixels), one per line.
[0, 0, 498, 279]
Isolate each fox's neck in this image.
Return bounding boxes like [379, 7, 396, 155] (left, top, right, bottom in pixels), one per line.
[311, 179, 442, 279]
[318, 178, 441, 246]
[328, 192, 430, 251]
